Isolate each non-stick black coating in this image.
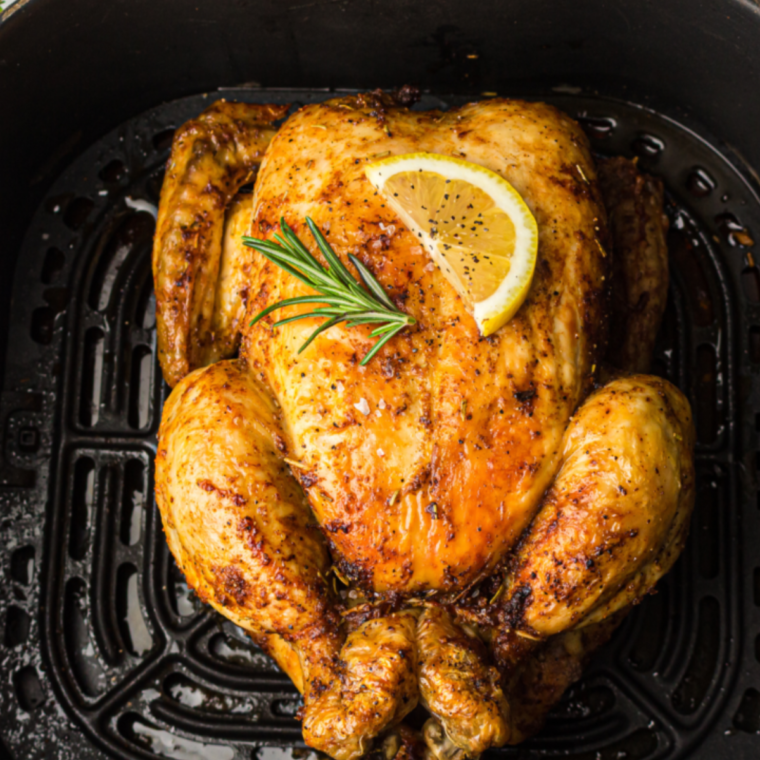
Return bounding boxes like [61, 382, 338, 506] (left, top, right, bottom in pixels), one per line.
[1, 0, 760, 376]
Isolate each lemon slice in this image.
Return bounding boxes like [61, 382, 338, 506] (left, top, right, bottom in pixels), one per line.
[365, 152, 538, 335]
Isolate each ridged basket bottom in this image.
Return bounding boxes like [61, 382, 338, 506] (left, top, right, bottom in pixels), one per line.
[1, 88, 759, 760]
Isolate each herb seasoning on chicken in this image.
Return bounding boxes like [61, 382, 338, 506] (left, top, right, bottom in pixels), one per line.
[152, 90, 694, 760]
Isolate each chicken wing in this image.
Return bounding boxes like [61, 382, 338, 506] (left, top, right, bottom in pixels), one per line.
[153, 101, 288, 387]
[598, 156, 669, 373]
[210, 192, 256, 361]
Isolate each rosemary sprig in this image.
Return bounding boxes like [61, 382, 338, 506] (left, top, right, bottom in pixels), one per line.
[243, 217, 415, 366]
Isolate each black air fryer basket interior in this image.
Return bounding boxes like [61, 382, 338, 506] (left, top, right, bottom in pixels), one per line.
[2, 1, 760, 759]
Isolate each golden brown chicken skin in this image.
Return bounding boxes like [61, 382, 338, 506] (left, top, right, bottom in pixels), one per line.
[154, 101, 288, 387]
[417, 606, 509, 755]
[152, 93, 695, 760]
[241, 93, 609, 594]
[155, 359, 337, 689]
[157, 360, 420, 759]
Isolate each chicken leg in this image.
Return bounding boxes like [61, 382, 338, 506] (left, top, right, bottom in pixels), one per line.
[156, 360, 419, 760]
[493, 374, 694, 667]
[303, 611, 419, 760]
[417, 606, 508, 757]
[419, 374, 694, 756]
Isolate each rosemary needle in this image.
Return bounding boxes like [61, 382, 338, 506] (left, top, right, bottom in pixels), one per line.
[243, 217, 415, 366]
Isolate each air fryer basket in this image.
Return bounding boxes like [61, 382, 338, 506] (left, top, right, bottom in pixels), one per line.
[2, 2, 760, 759]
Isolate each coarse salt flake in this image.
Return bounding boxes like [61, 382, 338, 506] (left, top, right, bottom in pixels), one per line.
[336, 381, 345, 393]
[354, 398, 370, 416]
[378, 399, 387, 409]
[377, 448, 385, 457]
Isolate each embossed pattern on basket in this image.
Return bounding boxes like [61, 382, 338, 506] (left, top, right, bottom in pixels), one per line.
[0, 89, 758, 760]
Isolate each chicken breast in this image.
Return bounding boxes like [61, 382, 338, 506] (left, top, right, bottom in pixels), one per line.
[242, 92, 610, 594]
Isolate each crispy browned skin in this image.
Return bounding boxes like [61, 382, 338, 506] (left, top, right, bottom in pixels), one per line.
[153, 101, 288, 387]
[479, 159, 674, 745]
[417, 606, 508, 755]
[152, 94, 695, 759]
[598, 157, 669, 373]
[428, 377, 693, 755]
[155, 360, 337, 688]
[211, 193, 256, 360]
[496, 375, 694, 639]
[303, 611, 419, 760]
[242, 93, 609, 594]
[157, 361, 422, 760]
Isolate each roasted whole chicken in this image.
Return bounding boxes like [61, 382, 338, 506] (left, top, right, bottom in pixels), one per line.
[153, 91, 695, 760]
